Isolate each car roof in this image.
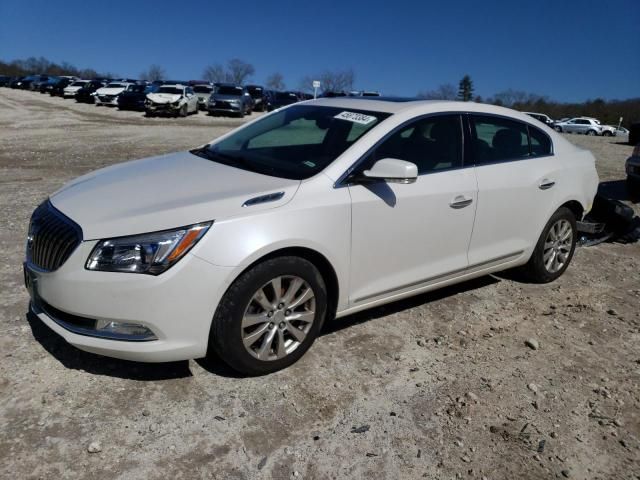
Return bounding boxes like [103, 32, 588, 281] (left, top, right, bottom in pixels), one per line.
[304, 97, 549, 120]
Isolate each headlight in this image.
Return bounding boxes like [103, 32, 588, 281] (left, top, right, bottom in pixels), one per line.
[86, 222, 212, 275]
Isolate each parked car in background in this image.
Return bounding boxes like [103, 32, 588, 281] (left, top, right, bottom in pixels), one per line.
[208, 84, 252, 117]
[11, 75, 40, 89]
[23, 99, 599, 375]
[49, 78, 74, 97]
[63, 80, 89, 98]
[117, 84, 158, 111]
[192, 84, 214, 110]
[266, 91, 299, 111]
[614, 126, 629, 138]
[145, 84, 199, 117]
[246, 85, 267, 111]
[0, 75, 14, 86]
[30, 75, 52, 91]
[75, 80, 107, 104]
[625, 144, 640, 191]
[94, 81, 132, 106]
[554, 117, 606, 135]
[525, 112, 554, 126]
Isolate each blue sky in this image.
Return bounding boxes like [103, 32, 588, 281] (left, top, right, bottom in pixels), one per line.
[1, 0, 638, 102]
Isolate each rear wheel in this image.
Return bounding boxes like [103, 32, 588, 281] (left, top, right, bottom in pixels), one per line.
[208, 256, 327, 375]
[521, 207, 577, 283]
[586, 129, 597, 136]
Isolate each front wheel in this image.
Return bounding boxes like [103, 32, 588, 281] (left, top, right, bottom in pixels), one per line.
[521, 207, 577, 283]
[554, 126, 562, 133]
[208, 256, 327, 375]
[602, 131, 612, 137]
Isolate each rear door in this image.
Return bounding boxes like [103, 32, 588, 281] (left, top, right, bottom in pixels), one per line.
[467, 114, 558, 266]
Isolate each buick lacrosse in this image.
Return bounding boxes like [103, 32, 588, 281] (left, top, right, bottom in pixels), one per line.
[24, 98, 599, 374]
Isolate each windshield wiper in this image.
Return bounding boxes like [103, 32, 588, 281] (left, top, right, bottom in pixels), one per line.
[190, 147, 253, 169]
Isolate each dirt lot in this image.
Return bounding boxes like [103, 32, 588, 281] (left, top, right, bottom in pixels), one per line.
[1, 88, 638, 480]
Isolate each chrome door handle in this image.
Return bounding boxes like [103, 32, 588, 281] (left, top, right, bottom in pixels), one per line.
[449, 196, 473, 209]
[539, 179, 556, 190]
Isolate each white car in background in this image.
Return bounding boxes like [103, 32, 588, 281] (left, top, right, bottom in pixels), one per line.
[62, 80, 88, 98]
[24, 99, 599, 375]
[554, 117, 615, 136]
[193, 84, 214, 110]
[94, 82, 132, 106]
[145, 84, 199, 117]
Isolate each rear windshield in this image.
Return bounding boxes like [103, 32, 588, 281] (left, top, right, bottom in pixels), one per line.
[217, 86, 243, 96]
[276, 92, 298, 100]
[194, 105, 391, 180]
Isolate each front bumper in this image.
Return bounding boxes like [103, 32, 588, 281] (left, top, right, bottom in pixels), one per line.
[95, 95, 119, 106]
[24, 240, 234, 362]
[146, 102, 182, 115]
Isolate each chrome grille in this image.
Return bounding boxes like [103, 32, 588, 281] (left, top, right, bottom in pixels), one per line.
[27, 201, 82, 271]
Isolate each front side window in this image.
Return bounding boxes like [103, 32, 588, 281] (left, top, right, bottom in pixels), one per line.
[194, 105, 390, 180]
[471, 115, 529, 164]
[362, 114, 463, 174]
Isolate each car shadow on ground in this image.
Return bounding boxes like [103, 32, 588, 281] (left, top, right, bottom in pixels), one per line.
[323, 275, 499, 335]
[26, 310, 192, 380]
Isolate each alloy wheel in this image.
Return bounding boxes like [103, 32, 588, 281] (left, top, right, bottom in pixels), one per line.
[241, 275, 316, 361]
[543, 219, 573, 273]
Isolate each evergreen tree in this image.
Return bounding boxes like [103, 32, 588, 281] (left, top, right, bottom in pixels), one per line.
[458, 75, 474, 102]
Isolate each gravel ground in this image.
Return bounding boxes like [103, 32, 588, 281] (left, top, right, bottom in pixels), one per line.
[1, 89, 639, 480]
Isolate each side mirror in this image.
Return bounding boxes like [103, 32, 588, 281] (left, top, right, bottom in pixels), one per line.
[361, 158, 418, 184]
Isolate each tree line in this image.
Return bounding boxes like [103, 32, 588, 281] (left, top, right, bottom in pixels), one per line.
[3, 58, 638, 126]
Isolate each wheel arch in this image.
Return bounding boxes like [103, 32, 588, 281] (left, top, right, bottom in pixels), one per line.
[223, 246, 341, 323]
[558, 199, 584, 221]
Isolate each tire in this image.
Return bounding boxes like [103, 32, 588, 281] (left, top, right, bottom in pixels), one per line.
[554, 126, 562, 133]
[238, 109, 245, 119]
[144, 110, 154, 117]
[521, 207, 577, 283]
[180, 104, 188, 117]
[602, 131, 612, 137]
[208, 256, 328, 375]
[627, 176, 640, 193]
[586, 129, 597, 136]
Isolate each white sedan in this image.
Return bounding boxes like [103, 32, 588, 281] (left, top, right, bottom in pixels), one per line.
[24, 98, 599, 374]
[94, 82, 132, 106]
[144, 84, 199, 117]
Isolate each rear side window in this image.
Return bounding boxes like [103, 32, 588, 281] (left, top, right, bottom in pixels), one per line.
[471, 115, 529, 164]
[470, 115, 553, 164]
[528, 125, 552, 156]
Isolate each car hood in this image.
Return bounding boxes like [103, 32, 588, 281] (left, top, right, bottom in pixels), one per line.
[50, 151, 300, 240]
[147, 93, 181, 104]
[96, 87, 125, 95]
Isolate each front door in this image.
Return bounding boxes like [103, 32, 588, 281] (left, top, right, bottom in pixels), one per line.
[348, 114, 478, 304]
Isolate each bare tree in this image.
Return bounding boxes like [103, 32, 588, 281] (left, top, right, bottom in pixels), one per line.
[203, 64, 227, 83]
[417, 83, 457, 100]
[140, 64, 166, 82]
[226, 58, 255, 84]
[265, 72, 285, 90]
[457, 75, 474, 102]
[299, 68, 355, 93]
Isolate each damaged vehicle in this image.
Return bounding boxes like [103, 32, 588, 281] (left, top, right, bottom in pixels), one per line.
[94, 81, 133, 106]
[23, 99, 599, 375]
[117, 84, 158, 111]
[63, 80, 89, 98]
[145, 84, 199, 117]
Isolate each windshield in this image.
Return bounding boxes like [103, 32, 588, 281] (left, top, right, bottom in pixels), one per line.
[70, 81, 87, 87]
[106, 83, 124, 88]
[193, 85, 213, 93]
[217, 86, 243, 96]
[194, 105, 391, 180]
[157, 86, 183, 95]
[127, 84, 146, 93]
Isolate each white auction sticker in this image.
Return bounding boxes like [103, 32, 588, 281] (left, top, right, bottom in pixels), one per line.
[334, 111, 377, 125]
